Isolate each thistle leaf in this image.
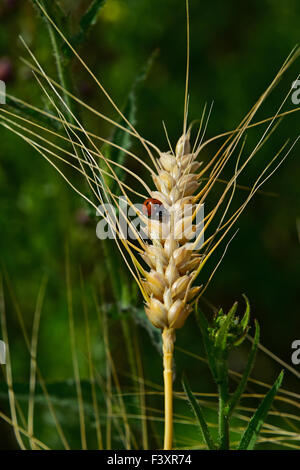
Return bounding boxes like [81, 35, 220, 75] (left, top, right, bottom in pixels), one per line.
[5, 96, 61, 131]
[215, 301, 238, 353]
[238, 370, 284, 450]
[80, 0, 106, 33]
[31, 0, 67, 32]
[182, 375, 215, 450]
[66, 0, 106, 53]
[30, 0, 77, 120]
[106, 50, 158, 194]
[108, 91, 136, 191]
[195, 306, 218, 383]
[228, 320, 260, 416]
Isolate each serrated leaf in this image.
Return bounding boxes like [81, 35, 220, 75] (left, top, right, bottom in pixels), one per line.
[228, 320, 260, 416]
[182, 375, 215, 450]
[106, 50, 158, 195]
[31, 0, 67, 32]
[238, 370, 284, 450]
[215, 301, 238, 353]
[31, 0, 77, 121]
[108, 91, 136, 190]
[63, 0, 106, 55]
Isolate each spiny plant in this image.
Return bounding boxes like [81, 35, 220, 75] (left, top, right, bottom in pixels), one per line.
[183, 298, 281, 450]
[0, 0, 299, 449]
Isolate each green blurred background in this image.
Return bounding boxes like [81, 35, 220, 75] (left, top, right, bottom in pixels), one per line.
[0, 0, 299, 449]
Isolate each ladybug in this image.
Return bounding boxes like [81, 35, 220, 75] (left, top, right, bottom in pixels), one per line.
[143, 198, 165, 221]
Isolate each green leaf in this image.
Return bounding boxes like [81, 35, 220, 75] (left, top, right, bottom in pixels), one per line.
[31, 0, 67, 32]
[107, 90, 137, 192]
[0, 380, 105, 409]
[80, 0, 106, 32]
[63, 0, 106, 55]
[215, 302, 237, 353]
[4, 97, 61, 131]
[240, 294, 250, 331]
[182, 375, 215, 450]
[195, 306, 218, 383]
[238, 370, 284, 450]
[228, 320, 260, 416]
[30, 0, 77, 121]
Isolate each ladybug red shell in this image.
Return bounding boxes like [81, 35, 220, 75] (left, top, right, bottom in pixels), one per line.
[143, 198, 165, 221]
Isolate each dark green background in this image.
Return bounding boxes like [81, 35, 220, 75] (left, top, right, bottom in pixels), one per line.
[0, 0, 299, 449]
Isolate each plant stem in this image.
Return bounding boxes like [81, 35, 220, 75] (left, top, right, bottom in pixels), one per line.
[218, 384, 229, 449]
[217, 361, 230, 449]
[46, 20, 75, 124]
[162, 328, 175, 450]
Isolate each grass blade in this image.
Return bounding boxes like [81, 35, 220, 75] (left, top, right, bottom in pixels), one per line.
[80, 271, 103, 450]
[182, 375, 215, 450]
[238, 370, 284, 450]
[106, 50, 158, 195]
[80, 0, 106, 35]
[240, 294, 250, 331]
[66, 248, 87, 450]
[0, 276, 26, 449]
[195, 306, 218, 383]
[28, 275, 48, 449]
[228, 320, 260, 416]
